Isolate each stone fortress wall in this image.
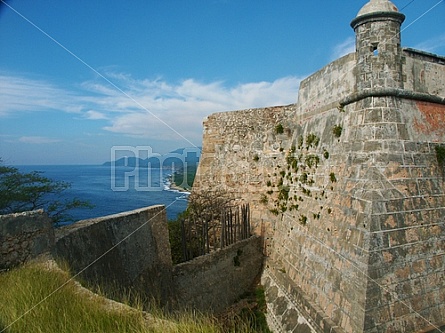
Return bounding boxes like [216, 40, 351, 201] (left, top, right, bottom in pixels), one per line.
[2, 1, 445, 331]
[54, 205, 173, 304]
[0, 206, 263, 313]
[172, 236, 263, 313]
[193, 1, 445, 332]
[0, 210, 54, 270]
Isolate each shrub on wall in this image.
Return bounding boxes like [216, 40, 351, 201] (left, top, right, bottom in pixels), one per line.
[275, 123, 284, 134]
[332, 125, 343, 138]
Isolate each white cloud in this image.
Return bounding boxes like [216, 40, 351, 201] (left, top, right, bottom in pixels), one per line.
[84, 110, 108, 120]
[330, 36, 356, 61]
[18, 136, 61, 144]
[98, 75, 302, 144]
[0, 74, 83, 116]
[413, 33, 445, 54]
[0, 71, 302, 145]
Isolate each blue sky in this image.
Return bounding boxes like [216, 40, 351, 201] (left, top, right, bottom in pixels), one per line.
[1, 0, 444, 165]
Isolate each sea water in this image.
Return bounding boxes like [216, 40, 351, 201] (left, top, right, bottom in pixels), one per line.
[16, 165, 188, 223]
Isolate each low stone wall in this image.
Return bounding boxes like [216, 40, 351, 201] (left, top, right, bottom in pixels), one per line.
[0, 210, 54, 270]
[54, 205, 173, 305]
[2, 206, 265, 314]
[172, 236, 263, 313]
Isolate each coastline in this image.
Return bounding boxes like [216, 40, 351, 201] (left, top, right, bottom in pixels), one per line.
[165, 174, 191, 194]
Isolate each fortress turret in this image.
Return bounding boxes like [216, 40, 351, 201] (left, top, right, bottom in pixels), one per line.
[351, 0, 405, 91]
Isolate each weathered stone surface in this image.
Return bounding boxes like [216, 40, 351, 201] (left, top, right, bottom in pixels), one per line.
[172, 236, 263, 313]
[192, 1, 445, 332]
[55, 205, 174, 305]
[0, 210, 54, 270]
[3, 205, 264, 319]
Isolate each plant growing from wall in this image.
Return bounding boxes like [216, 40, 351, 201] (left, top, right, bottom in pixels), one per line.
[260, 194, 268, 205]
[265, 132, 330, 220]
[332, 125, 343, 138]
[435, 145, 445, 169]
[323, 149, 330, 159]
[299, 215, 307, 225]
[277, 185, 290, 201]
[299, 172, 308, 184]
[297, 135, 304, 149]
[305, 154, 320, 168]
[286, 154, 298, 172]
[275, 123, 284, 134]
[306, 133, 320, 149]
[289, 204, 299, 211]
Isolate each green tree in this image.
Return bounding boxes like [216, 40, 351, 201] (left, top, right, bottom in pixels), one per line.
[0, 161, 93, 225]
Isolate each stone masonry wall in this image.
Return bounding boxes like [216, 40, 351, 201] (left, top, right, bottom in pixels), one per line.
[172, 236, 263, 313]
[194, 104, 296, 248]
[54, 205, 264, 312]
[194, 97, 352, 331]
[265, 95, 445, 332]
[403, 50, 445, 97]
[194, 48, 445, 332]
[296, 53, 356, 117]
[0, 210, 54, 270]
[54, 205, 173, 304]
[356, 97, 445, 332]
[264, 101, 364, 333]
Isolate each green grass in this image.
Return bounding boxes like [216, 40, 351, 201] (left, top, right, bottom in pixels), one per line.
[0, 262, 149, 333]
[0, 261, 267, 333]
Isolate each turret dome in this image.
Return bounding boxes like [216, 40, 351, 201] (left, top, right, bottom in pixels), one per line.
[351, 0, 405, 29]
[356, 0, 400, 17]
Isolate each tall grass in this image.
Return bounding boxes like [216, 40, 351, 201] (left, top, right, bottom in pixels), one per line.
[0, 262, 149, 333]
[0, 262, 261, 333]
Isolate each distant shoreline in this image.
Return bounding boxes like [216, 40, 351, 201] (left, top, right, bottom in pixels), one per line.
[166, 174, 192, 193]
[170, 182, 190, 193]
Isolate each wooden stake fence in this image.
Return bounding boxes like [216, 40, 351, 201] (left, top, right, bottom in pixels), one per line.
[180, 203, 251, 262]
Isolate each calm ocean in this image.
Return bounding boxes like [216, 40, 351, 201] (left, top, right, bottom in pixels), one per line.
[16, 165, 189, 224]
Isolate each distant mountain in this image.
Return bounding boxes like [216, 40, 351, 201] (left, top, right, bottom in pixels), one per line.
[102, 157, 160, 167]
[102, 147, 201, 169]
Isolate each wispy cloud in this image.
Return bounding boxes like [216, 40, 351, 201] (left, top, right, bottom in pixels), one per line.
[0, 74, 83, 116]
[83, 110, 108, 120]
[330, 36, 355, 61]
[413, 33, 445, 54]
[18, 136, 61, 144]
[98, 75, 302, 143]
[0, 72, 302, 143]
